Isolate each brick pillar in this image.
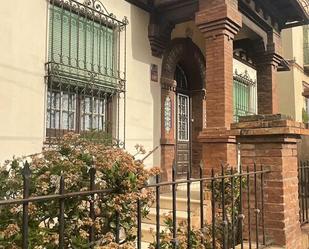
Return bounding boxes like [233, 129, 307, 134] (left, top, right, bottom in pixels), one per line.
[195, 0, 242, 172]
[231, 114, 307, 248]
[255, 32, 282, 115]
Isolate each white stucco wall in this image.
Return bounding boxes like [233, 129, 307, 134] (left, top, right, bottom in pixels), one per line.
[233, 59, 257, 81]
[277, 70, 296, 119]
[0, 0, 47, 161]
[0, 0, 162, 167]
[103, 0, 162, 167]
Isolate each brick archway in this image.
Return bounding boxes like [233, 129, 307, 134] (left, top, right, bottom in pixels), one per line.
[160, 38, 206, 180]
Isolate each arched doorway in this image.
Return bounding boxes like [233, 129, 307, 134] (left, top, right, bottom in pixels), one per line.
[160, 38, 206, 180]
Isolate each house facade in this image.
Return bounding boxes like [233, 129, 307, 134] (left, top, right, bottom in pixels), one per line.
[278, 25, 309, 123]
[0, 0, 308, 180]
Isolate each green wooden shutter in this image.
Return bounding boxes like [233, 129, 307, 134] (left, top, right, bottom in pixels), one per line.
[49, 6, 116, 86]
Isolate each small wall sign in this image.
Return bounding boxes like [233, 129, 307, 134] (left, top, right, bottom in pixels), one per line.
[151, 64, 158, 82]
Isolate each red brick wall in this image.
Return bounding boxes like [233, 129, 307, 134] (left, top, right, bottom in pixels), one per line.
[205, 34, 234, 128]
[161, 144, 175, 181]
[257, 63, 279, 115]
[191, 91, 204, 177]
[240, 139, 301, 248]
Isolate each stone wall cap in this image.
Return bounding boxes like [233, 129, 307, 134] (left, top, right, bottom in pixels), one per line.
[238, 114, 292, 123]
[231, 114, 308, 134]
[230, 127, 309, 136]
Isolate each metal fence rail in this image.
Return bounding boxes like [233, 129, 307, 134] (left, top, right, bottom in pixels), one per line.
[0, 162, 269, 249]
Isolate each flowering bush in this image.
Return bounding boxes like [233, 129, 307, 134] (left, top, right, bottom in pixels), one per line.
[0, 133, 159, 248]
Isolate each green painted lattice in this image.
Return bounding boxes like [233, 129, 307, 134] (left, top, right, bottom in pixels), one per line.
[233, 79, 250, 122]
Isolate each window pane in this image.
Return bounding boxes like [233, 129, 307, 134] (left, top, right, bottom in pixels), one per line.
[63, 112, 69, 129]
[62, 93, 68, 109]
[80, 95, 106, 131]
[46, 89, 76, 130]
[177, 94, 189, 141]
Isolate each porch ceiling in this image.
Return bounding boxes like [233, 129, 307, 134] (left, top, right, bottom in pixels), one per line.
[262, 0, 309, 28]
[126, 0, 198, 23]
[126, 0, 309, 28]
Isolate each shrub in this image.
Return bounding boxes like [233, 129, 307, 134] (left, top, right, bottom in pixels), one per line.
[0, 133, 159, 248]
[148, 213, 214, 249]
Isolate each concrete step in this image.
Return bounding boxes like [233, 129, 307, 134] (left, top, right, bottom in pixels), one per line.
[141, 215, 202, 244]
[153, 196, 201, 211]
[159, 182, 206, 200]
[143, 207, 196, 226]
[141, 242, 150, 249]
[141, 223, 167, 243]
[161, 190, 203, 200]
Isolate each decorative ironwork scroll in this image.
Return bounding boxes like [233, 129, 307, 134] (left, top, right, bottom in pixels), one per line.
[234, 69, 257, 86]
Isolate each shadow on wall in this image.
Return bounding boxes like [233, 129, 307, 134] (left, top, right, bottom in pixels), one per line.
[130, 5, 152, 63]
[129, 5, 161, 167]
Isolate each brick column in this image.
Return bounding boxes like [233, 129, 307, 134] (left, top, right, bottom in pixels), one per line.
[255, 32, 282, 115]
[195, 0, 242, 172]
[231, 114, 308, 248]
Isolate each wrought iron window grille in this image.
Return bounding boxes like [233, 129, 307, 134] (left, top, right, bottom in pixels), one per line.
[45, 0, 128, 146]
[233, 69, 257, 87]
[46, 0, 128, 91]
[233, 69, 257, 122]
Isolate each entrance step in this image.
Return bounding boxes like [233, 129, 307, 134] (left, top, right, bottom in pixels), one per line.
[140, 182, 212, 245]
[142, 207, 198, 226]
[141, 223, 167, 243]
[159, 182, 211, 202]
[153, 196, 201, 211]
[141, 242, 150, 249]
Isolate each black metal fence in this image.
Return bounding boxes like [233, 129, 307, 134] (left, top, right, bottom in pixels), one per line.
[0, 162, 269, 249]
[299, 161, 309, 225]
[142, 163, 269, 249]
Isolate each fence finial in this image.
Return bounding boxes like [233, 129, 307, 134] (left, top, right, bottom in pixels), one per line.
[22, 161, 31, 178]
